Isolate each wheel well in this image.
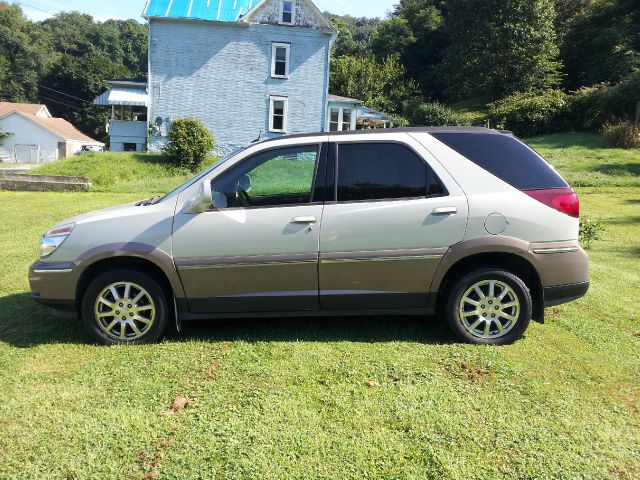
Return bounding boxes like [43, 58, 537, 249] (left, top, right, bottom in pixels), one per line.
[436, 252, 544, 321]
[76, 257, 174, 311]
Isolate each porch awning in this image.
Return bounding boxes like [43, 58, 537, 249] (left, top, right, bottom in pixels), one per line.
[358, 106, 394, 122]
[93, 87, 148, 107]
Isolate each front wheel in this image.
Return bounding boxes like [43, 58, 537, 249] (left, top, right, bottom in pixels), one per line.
[446, 268, 532, 345]
[81, 269, 170, 345]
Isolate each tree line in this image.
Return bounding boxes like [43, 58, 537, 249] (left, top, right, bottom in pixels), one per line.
[0, 2, 147, 141]
[1, 0, 638, 141]
[327, 0, 640, 135]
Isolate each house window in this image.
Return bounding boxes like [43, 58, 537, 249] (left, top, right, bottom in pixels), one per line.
[269, 96, 288, 133]
[281, 0, 294, 24]
[328, 106, 354, 131]
[271, 43, 290, 78]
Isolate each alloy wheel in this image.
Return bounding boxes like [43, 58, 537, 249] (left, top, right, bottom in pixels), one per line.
[458, 280, 520, 339]
[94, 281, 156, 341]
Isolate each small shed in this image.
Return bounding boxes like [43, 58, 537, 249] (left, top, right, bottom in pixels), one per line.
[93, 80, 148, 152]
[0, 103, 104, 163]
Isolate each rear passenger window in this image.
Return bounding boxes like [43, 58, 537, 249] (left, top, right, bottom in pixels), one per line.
[336, 142, 445, 202]
[431, 133, 568, 190]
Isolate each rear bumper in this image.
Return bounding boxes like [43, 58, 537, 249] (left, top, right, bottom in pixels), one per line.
[543, 281, 590, 307]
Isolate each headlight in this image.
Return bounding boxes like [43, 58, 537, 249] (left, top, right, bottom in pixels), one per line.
[40, 223, 75, 258]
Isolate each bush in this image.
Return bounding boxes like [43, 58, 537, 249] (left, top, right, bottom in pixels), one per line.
[162, 119, 214, 172]
[602, 122, 640, 148]
[579, 217, 606, 249]
[411, 102, 471, 127]
[488, 90, 569, 136]
[567, 72, 640, 131]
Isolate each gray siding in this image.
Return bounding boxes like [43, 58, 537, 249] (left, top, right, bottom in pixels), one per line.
[148, 19, 331, 153]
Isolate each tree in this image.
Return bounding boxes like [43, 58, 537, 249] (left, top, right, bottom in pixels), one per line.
[0, 3, 50, 102]
[329, 55, 420, 117]
[439, 0, 562, 100]
[561, 0, 640, 89]
[381, 0, 448, 98]
[371, 17, 416, 61]
[325, 13, 380, 58]
[553, 0, 594, 38]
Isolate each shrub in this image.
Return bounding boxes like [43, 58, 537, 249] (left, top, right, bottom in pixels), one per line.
[579, 217, 606, 249]
[602, 122, 640, 148]
[488, 90, 569, 137]
[567, 72, 640, 131]
[411, 102, 471, 127]
[162, 119, 214, 172]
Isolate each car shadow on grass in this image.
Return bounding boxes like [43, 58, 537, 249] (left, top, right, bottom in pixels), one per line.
[171, 315, 453, 345]
[0, 293, 453, 347]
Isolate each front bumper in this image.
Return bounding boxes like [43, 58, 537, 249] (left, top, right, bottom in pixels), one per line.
[29, 261, 80, 313]
[543, 281, 590, 307]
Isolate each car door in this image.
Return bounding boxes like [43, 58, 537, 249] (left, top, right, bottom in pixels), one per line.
[319, 135, 468, 310]
[172, 142, 327, 314]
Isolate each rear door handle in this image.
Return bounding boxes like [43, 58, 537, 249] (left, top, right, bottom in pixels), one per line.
[291, 216, 317, 224]
[432, 207, 457, 215]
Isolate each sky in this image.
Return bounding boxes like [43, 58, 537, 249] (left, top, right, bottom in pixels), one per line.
[15, 0, 394, 22]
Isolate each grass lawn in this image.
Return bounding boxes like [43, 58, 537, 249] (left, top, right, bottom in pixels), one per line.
[527, 132, 640, 188]
[25, 152, 218, 194]
[0, 134, 639, 479]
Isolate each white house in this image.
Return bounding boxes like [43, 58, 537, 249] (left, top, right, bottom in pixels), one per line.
[0, 103, 104, 163]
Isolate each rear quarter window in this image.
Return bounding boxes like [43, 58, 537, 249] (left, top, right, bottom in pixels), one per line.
[431, 132, 568, 190]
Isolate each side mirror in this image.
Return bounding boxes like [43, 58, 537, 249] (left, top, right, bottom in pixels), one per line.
[186, 179, 213, 214]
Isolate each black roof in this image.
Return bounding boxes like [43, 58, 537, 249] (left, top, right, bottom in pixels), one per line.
[257, 126, 511, 145]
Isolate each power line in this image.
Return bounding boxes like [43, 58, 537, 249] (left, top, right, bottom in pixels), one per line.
[39, 96, 97, 113]
[12, 1, 57, 17]
[3, 71, 103, 106]
[38, 84, 98, 105]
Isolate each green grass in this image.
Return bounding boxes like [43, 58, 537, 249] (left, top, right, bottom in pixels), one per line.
[449, 97, 490, 125]
[0, 134, 639, 478]
[527, 132, 640, 187]
[0, 188, 638, 479]
[25, 152, 218, 194]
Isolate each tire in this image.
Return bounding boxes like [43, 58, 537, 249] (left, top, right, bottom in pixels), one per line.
[81, 269, 170, 345]
[445, 268, 532, 345]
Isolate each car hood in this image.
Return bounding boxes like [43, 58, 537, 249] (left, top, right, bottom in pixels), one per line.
[47, 197, 177, 232]
[50, 202, 140, 229]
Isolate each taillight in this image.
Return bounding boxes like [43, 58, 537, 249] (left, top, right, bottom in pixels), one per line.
[523, 188, 580, 218]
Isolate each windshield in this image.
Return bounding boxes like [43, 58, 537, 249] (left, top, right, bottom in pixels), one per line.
[157, 146, 249, 202]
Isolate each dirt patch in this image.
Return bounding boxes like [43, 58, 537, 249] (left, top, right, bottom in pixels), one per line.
[446, 360, 491, 382]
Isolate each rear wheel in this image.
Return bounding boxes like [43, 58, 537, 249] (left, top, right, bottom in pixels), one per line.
[81, 269, 170, 345]
[446, 268, 532, 345]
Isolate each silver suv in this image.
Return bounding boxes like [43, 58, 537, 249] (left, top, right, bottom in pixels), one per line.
[29, 128, 589, 345]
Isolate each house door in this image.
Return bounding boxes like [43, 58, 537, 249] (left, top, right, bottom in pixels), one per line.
[172, 143, 327, 314]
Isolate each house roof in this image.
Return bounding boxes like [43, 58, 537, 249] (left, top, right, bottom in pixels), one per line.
[0, 103, 103, 144]
[0, 102, 50, 118]
[143, 0, 334, 31]
[143, 0, 258, 22]
[27, 115, 104, 144]
[94, 82, 148, 107]
[328, 94, 363, 105]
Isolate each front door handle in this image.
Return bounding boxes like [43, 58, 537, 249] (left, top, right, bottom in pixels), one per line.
[290, 216, 317, 224]
[432, 207, 458, 215]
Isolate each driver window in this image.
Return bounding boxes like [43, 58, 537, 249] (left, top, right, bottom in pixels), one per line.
[212, 145, 319, 209]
